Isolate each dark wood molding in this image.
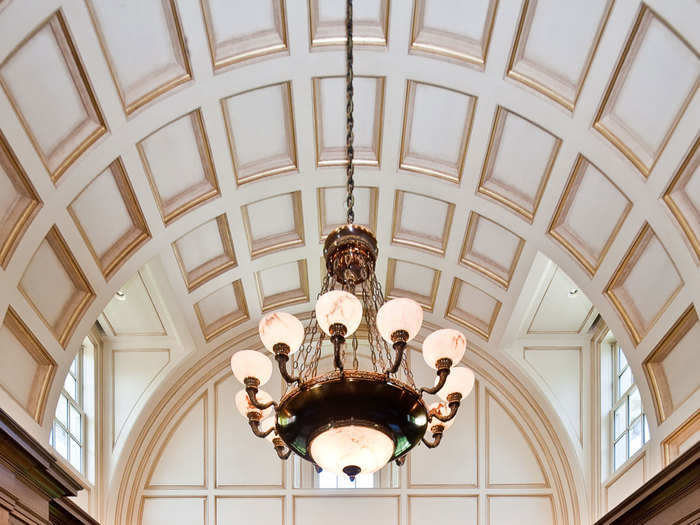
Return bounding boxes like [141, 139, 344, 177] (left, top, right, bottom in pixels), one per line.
[0, 407, 82, 499]
[49, 498, 99, 525]
[0, 407, 99, 524]
[596, 439, 700, 524]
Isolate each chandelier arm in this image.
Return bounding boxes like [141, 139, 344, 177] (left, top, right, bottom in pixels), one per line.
[383, 334, 408, 377]
[275, 445, 292, 460]
[429, 401, 461, 423]
[275, 353, 301, 385]
[249, 419, 274, 439]
[421, 432, 443, 449]
[419, 367, 451, 395]
[245, 385, 278, 411]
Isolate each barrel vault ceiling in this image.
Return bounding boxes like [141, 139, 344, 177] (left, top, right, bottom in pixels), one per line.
[0, 0, 698, 460]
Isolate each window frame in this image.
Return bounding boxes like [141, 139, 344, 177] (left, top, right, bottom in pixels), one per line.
[51, 346, 86, 474]
[609, 342, 650, 474]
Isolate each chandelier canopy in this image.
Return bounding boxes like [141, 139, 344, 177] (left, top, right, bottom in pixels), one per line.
[230, 0, 475, 480]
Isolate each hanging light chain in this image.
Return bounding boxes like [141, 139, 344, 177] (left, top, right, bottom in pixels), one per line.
[345, 0, 355, 224]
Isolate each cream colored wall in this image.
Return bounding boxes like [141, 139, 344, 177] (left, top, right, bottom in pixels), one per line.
[107, 339, 583, 525]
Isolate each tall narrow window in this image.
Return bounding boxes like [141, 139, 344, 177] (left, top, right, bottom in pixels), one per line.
[611, 344, 650, 472]
[50, 348, 86, 473]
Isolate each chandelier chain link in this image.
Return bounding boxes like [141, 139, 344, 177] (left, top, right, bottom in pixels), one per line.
[345, 0, 355, 224]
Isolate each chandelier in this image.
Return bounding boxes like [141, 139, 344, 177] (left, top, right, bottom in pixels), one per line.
[230, 0, 475, 481]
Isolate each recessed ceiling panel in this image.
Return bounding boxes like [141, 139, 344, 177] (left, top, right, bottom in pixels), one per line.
[0, 307, 55, 424]
[255, 260, 309, 311]
[478, 106, 561, 222]
[102, 272, 166, 337]
[318, 186, 378, 240]
[644, 306, 700, 423]
[549, 155, 631, 275]
[309, 0, 389, 47]
[409, 0, 498, 67]
[69, 158, 149, 279]
[0, 131, 41, 268]
[86, 0, 191, 113]
[460, 212, 524, 289]
[400, 80, 475, 183]
[385, 258, 440, 312]
[201, 0, 288, 70]
[18, 226, 94, 347]
[241, 191, 304, 258]
[507, 0, 613, 110]
[194, 280, 248, 342]
[594, 6, 700, 176]
[138, 109, 220, 224]
[172, 214, 236, 292]
[606, 224, 684, 345]
[0, 12, 106, 182]
[222, 82, 297, 185]
[528, 269, 594, 334]
[446, 278, 501, 340]
[392, 190, 454, 256]
[664, 138, 700, 263]
[312, 75, 384, 167]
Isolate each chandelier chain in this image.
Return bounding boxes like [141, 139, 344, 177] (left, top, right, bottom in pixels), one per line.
[345, 0, 355, 224]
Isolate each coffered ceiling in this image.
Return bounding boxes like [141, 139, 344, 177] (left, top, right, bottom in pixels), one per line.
[0, 1, 698, 482]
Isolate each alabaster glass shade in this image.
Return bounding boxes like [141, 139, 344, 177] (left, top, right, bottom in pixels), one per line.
[376, 298, 423, 343]
[230, 350, 273, 385]
[435, 366, 475, 401]
[422, 328, 467, 369]
[259, 311, 305, 354]
[235, 389, 274, 418]
[310, 425, 395, 476]
[428, 401, 456, 430]
[315, 290, 363, 337]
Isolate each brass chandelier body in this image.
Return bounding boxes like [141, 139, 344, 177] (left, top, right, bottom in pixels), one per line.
[230, 0, 475, 480]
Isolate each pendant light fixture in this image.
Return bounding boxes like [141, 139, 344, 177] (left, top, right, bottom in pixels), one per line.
[230, 0, 475, 480]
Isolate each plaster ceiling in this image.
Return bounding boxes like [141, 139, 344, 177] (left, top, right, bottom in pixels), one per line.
[0, 0, 698, 457]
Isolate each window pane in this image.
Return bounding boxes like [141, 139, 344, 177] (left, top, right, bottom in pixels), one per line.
[56, 394, 68, 426]
[69, 437, 81, 472]
[69, 404, 81, 440]
[614, 400, 627, 439]
[644, 415, 650, 444]
[614, 433, 627, 471]
[64, 373, 77, 401]
[617, 346, 628, 373]
[337, 473, 356, 488]
[629, 388, 641, 422]
[318, 470, 337, 489]
[629, 417, 643, 456]
[70, 355, 78, 376]
[355, 473, 374, 488]
[54, 423, 68, 460]
[618, 367, 632, 397]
